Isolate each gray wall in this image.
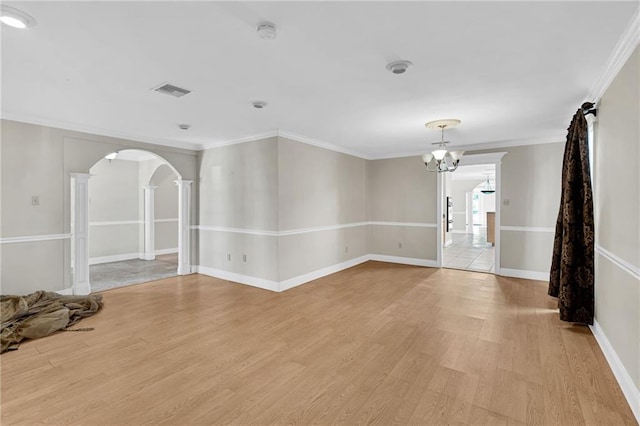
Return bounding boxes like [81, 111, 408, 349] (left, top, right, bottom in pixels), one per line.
[367, 156, 438, 260]
[197, 136, 368, 283]
[0, 120, 198, 294]
[469, 143, 564, 273]
[277, 137, 367, 281]
[150, 165, 179, 252]
[594, 46, 639, 390]
[89, 158, 140, 259]
[198, 137, 279, 281]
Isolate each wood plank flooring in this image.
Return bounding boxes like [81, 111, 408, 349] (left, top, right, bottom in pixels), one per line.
[1, 261, 636, 425]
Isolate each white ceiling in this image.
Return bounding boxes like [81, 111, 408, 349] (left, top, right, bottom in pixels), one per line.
[1, 1, 637, 158]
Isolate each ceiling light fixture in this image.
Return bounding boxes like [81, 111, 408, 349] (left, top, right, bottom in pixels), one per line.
[178, 124, 191, 130]
[252, 101, 267, 109]
[257, 22, 277, 40]
[105, 152, 118, 163]
[386, 60, 413, 75]
[0, 5, 37, 28]
[422, 119, 464, 173]
[480, 176, 495, 194]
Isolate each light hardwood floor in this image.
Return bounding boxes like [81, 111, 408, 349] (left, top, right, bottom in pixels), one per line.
[1, 261, 636, 425]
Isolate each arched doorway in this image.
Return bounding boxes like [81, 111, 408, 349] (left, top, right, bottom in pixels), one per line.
[70, 149, 192, 294]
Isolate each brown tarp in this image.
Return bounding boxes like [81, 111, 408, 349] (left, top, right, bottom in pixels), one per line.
[1, 291, 103, 353]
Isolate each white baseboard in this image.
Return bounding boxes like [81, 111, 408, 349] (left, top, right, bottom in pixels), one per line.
[589, 320, 640, 423]
[155, 248, 178, 255]
[55, 288, 73, 295]
[500, 268, 549, 281]
[194, 265, 279, 292]
[195, 255, 436, 293]
[279, 255, 370, 292]
[368, 254, 438, 268]
[90, 249, 178, 265]
[141, 253, 156, 261]
[89, 252, 141, 265]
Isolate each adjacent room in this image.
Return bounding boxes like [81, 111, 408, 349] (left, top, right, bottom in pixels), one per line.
[1, 1, 638, 425]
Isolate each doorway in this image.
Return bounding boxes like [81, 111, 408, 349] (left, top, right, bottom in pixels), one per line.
[70, 149, 192, 294]
[436, 152, 507, 274]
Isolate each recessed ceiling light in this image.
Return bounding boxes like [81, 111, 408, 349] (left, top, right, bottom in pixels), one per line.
[0, 5, 37, 29]
[252, 101, 267, 109]
[257, 22, 277, 40]
[178, 124, 191, 130]
[386, 60, 413, 75]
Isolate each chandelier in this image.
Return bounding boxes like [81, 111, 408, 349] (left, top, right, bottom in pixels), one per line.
[422, 119, 464, 173]
[480, 176, 495, 194]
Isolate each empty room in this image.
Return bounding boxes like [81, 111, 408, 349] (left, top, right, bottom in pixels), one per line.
[1, 1, 639, 425]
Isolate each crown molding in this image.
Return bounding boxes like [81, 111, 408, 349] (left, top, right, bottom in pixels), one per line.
[3, 110, 566, 161]
[199, 129, 371, 159]
[588, 6, 640, 103]
[367, 135, 564, 160]
[196, 130, 280, 150]
[276, 129, 370, 159]
[1, 111, 202, 152]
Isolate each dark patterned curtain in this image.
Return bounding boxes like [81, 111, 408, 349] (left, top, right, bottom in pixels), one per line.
[548, 106, 594, 325]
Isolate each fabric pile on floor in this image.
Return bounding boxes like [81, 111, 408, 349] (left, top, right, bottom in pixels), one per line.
[1, 291, 103, 353]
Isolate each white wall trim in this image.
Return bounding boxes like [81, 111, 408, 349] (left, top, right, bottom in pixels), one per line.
[197, 130, 279, 151]
[195, 225, 280, 236]
[589, 320, 640, 423]
[279, 255, 371, 292]
[155, 218, 178, 223]
[277, 130, 370, 160]
[368, 221, 437, 228]
[1, 112, 202, 151]
[596, 244, 640, 280]
[195, 255, 436, 293]
[89, 252, 141, 265]
[194, 221, 437, 237]
[155, 248, 178, 255]
[500, 268, 549, 281]
[500, 226, 555, 233]
[0, 233, 72, 244]
[459, 152, 508, 166]
[369, 254, 438, 268]
[589, 7, 640, 102]
[279, 222, 370, 236]
[55, 288, 74, 295]
[89, 220, 141, 226]
[194, 265, 280, 292]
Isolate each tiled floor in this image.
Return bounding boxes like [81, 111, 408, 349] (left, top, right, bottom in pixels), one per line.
[443, 228, 495, 273]
[90, 253, 178, 292]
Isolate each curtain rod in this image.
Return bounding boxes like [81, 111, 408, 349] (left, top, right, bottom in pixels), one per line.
[582, 102, 597, 117]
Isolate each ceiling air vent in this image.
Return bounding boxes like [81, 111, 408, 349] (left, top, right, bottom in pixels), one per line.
[152, 83, 191, 98]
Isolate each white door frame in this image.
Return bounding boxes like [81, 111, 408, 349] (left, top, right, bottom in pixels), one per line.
[436, 152, 507, 274]
[71, 161, 192, 293]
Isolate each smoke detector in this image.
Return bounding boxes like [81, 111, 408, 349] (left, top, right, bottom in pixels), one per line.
[386, 60, 413, 75]
[178, 124, 191, 130]
[252, 101, 267, 109]
[257, 22, 277, 40]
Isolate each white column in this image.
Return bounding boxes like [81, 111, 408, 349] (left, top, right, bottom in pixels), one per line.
[175, 180, 193, 275]
[465, 192, 473, 234]
[436, 172, 443, 268]
[70, 173, 91, 295]
[143, 186, 157, 261]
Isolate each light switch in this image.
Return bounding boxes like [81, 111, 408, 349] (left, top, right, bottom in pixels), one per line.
[31, 196, 40, 206]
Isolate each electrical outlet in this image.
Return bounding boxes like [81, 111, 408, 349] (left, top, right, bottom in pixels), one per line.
[31, 196, 40, 206]
[243, 254, 247, 262]
[503, 199, 510, 206]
